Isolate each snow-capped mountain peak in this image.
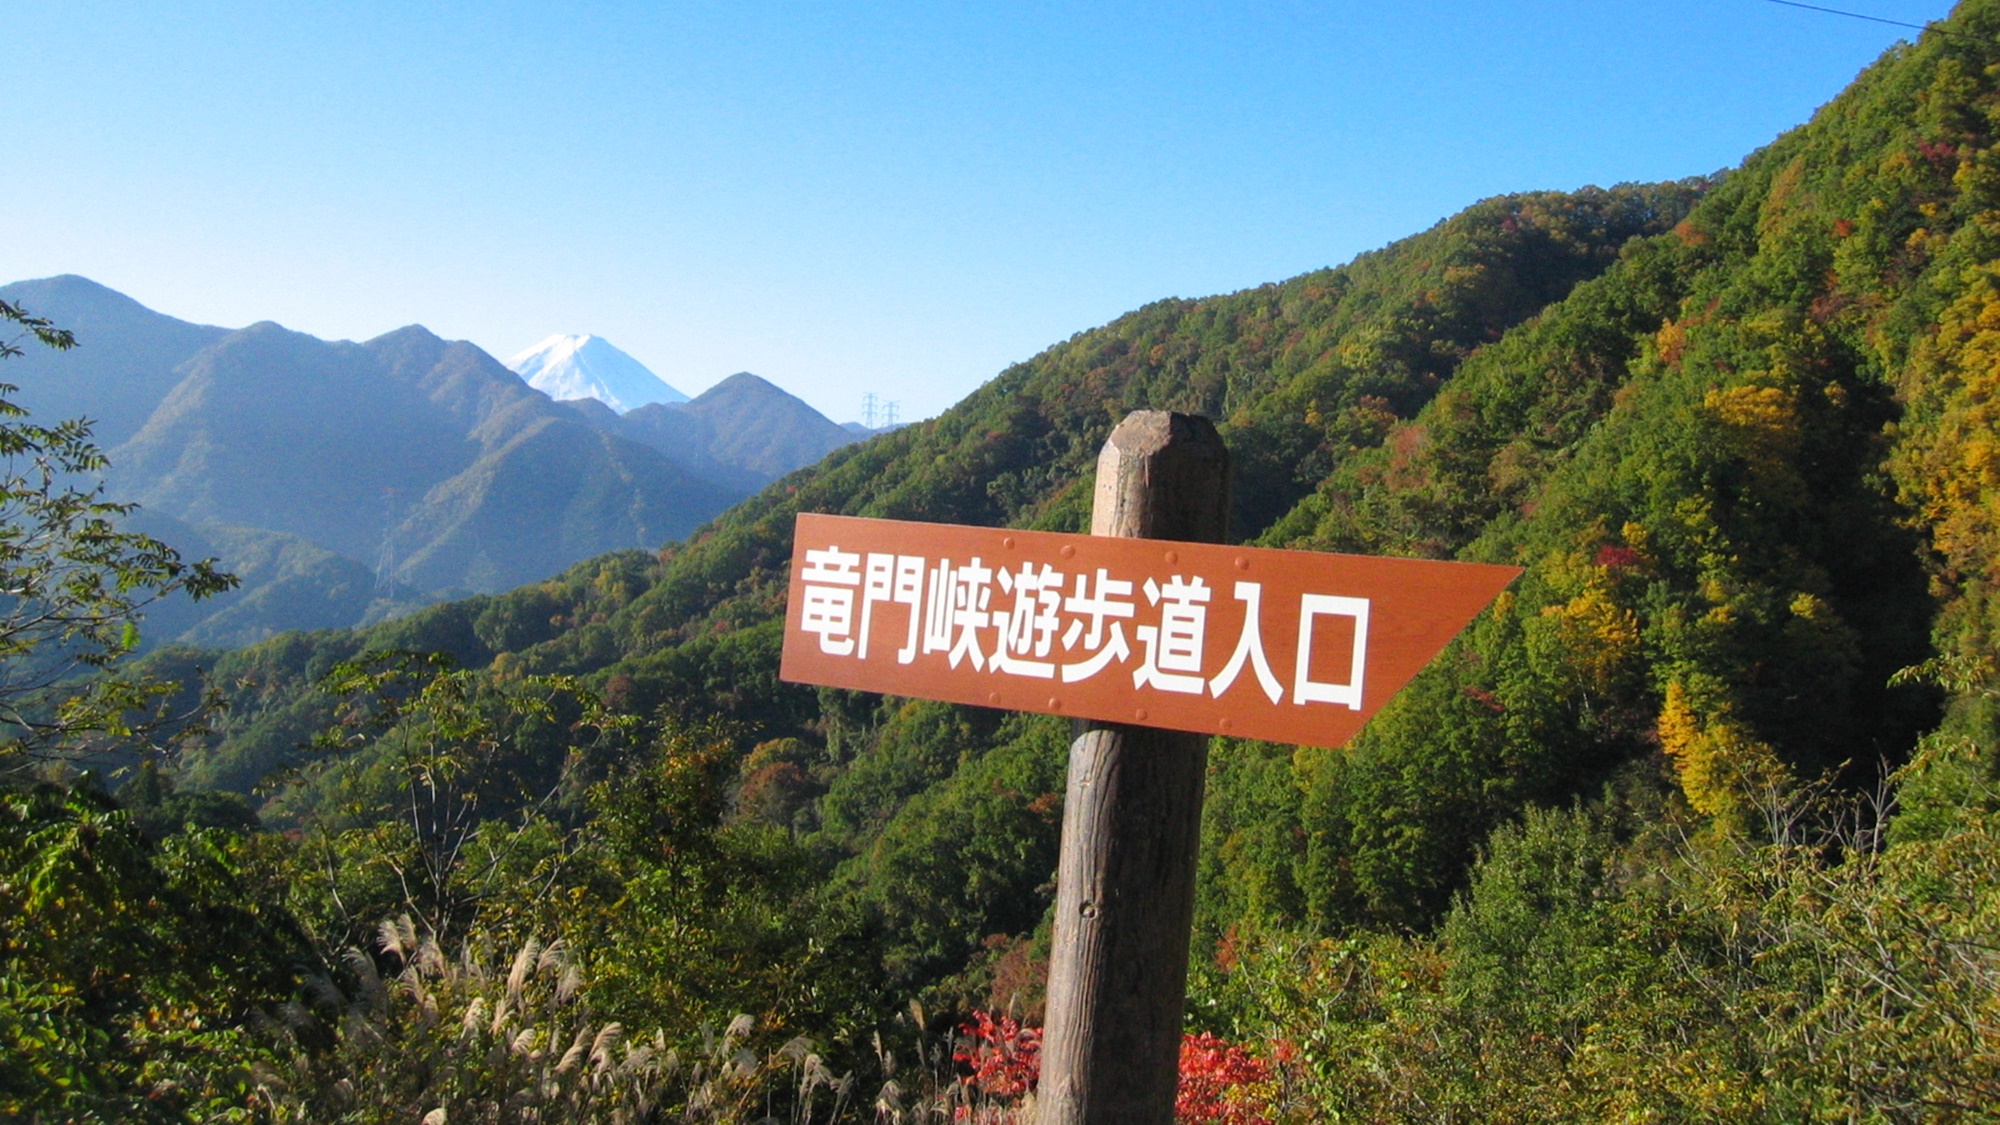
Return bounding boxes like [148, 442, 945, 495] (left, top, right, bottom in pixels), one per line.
[505, 333, 688, 413]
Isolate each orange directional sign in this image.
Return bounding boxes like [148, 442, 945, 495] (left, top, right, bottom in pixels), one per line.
[779, 513, 1521, 750]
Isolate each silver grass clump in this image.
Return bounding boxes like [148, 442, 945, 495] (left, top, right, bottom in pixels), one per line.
[261, 919, 857, 1123]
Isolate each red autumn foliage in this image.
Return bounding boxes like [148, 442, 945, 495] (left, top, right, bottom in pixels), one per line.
[956, 1010, 1041, 1099]
[1917, 139, 1958, 171]
[1213, 925, 1242, 972]
[1464, 685, 1506, 713]
[1177, 1032, 1274, 1125]
[1594, 544, 1642, 570]
[954, 1011, 1276, 1123]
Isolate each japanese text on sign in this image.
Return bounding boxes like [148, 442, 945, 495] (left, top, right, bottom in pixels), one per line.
[798, 547, 1365, 709]
[780, 514, 1521, 750]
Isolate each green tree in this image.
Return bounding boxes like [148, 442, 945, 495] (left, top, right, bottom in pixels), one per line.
[0, 301, 306, 1122]
[0, 299, 235, 779]
[278, 649, 634, 950]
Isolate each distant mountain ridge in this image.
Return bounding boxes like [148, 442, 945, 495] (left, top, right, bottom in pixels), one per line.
[0, 276, 865, 646]
[0, 275, 229, 448]
[505, 333, 687, 412]
[566, 371, 863, 493]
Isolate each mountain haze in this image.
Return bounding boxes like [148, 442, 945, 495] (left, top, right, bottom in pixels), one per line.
[571, 371, 863, 491]
[113, 322, 473, 561]
[0, 275, 228, 447]
[101, 317, 743, 597]
[0, 280, 863, 645]
[124, 510, 414, 649]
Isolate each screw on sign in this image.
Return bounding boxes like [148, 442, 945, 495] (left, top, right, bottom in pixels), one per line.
[781, 513, 1517, 751]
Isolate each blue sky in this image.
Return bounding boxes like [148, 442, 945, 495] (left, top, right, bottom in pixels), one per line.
[4, 1, 1953, 421]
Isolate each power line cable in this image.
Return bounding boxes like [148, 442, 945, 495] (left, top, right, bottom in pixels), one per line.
[1758, 0, 1982, 41]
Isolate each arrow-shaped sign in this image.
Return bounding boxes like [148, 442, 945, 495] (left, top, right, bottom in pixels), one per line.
[780, 513, 1519, 749]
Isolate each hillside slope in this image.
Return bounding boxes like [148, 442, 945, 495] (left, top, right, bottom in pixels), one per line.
[0, 275, 228, 448]
[162, 0, 2000, 997]
[572, 371, 863, 492]
[171, 180, 1705, 896]
[81, 5, 2000, 1112]
[114, 318, 747, 606]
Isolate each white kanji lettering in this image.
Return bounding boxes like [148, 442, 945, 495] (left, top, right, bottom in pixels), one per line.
[991, 562, 1064, 678]
[1133, 575, 1210, 694]
[860, 553, 893, 659]
[800, 588, 855, 655]
[1294, 594, 1370, 709]
[1059, 569, 1136, 683]
[1152, 576, 1210, 671]
[948, 557, 995, 671]
[801, 545, 863, 585]
[1209, 581, 1283, 703]
[861, 553, 928, 661]
[921, 559, 954, 657]
[798, 545, 863, 655]
[891, 554, 926, 664]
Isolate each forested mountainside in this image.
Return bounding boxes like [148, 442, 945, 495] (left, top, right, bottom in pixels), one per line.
[16, 3, 2000, 1119]
[162, 178, 1701, 796]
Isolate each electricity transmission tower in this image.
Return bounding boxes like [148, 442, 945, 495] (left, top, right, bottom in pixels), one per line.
[374, 488, 403, 595]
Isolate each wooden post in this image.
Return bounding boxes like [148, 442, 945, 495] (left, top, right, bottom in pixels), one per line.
[1037, 411, 1229, 1125]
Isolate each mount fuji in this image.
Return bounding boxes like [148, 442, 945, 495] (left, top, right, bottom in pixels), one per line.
[505, 333, 688, 413]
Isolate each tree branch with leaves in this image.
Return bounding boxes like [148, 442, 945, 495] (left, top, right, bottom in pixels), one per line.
[0, 300, 237, 779]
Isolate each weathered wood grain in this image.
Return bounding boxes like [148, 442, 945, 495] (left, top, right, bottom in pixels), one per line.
[1037, 410, 1229, 1125]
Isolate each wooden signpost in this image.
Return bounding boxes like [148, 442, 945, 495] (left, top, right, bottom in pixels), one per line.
[779, 411, 1520, 1124]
